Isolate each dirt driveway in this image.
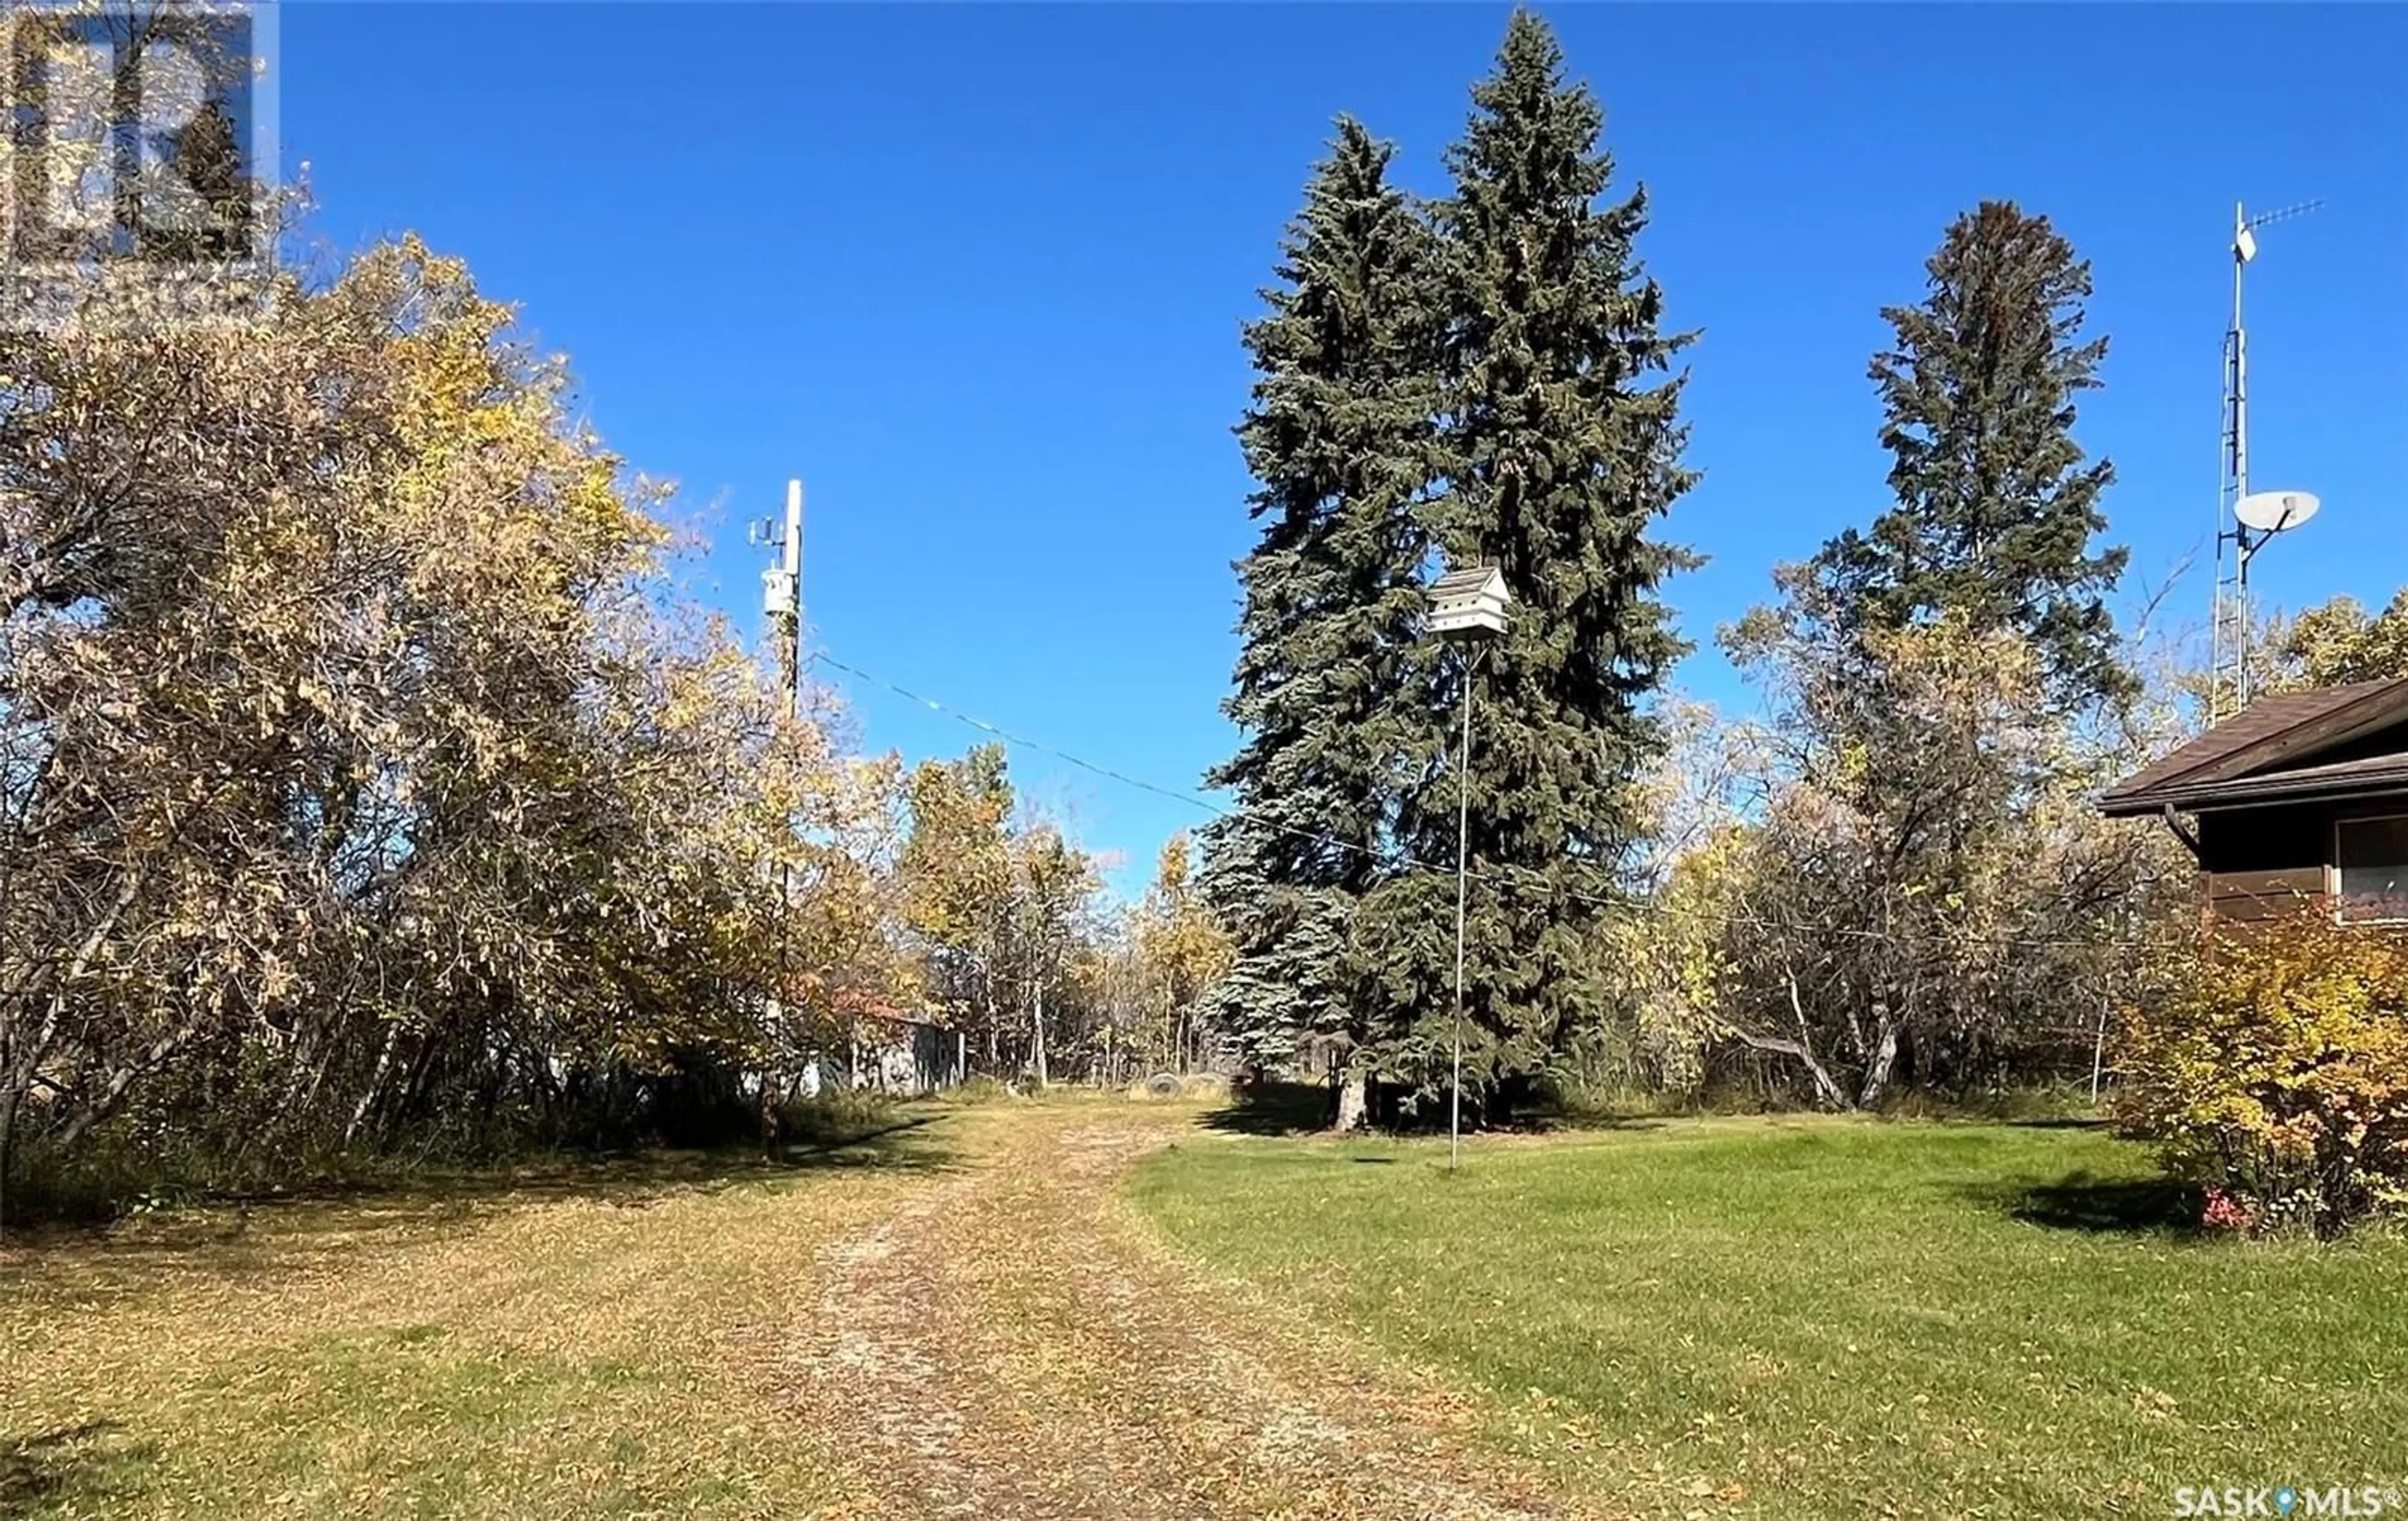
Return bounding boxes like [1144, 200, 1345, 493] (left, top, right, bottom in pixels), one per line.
[774, 1102, 1597, 1520]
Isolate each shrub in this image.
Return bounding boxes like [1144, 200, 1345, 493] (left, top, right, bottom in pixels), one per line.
[2113, 914, 2408, 1236]
[951, 1075, 1017, 1105]
[776, 1087, 907, 1147]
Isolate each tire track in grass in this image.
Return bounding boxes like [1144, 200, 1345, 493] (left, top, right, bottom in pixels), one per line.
[778, 1105, 1605, 1521]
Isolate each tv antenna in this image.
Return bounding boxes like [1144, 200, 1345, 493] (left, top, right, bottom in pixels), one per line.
[2210, 199, 2323, 720]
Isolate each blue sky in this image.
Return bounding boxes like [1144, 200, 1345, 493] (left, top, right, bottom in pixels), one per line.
[279, 4, 2407, 897]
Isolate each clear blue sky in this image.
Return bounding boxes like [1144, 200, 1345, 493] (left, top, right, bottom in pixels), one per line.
[280, 4, 2406, 896]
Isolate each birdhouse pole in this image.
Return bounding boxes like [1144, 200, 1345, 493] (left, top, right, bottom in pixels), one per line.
[1425, 566, 1511, 1173]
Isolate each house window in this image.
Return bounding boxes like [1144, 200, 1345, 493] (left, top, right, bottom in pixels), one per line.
[2337, 815, 2408, 924]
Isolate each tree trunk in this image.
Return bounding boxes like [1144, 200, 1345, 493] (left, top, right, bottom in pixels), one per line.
[0, 860, 147, 1189]
[1733, 1029, 1850, 1112]
[1332, 1068, 1369, 1133]
[0, 1082, 20, 1222]
[1032, 978, 1049, 1089]
[344, 1023, 402, 1148]
[56, 1019, 208, 1150]
[0, 1011, 53, 1213]
[985, 981, 999, 1071]
[757, 1071, 781, 1155]
[1857, 1009, 1901, 1110]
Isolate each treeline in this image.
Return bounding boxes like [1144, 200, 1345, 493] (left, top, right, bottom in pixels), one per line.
[898, 745, 1232, 1088]
[10, 8, 2404, 1211]
[0, 240, 1223, 1211]
[1197, 11, 2405, 1124]
[3, 237, 826, 1201]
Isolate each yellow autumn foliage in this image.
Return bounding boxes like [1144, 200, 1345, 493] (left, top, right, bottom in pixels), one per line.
[2, 228, 919, 1197]
[2114, 915, 2408, 1235]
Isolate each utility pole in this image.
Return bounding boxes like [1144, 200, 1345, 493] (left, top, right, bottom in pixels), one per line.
[765, 478, 803, 708]
[754, 481, 804, 1142]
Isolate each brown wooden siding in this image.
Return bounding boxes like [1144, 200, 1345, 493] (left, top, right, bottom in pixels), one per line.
[2192, 801, 2408, 927]
[2205, 866, 2330, 923]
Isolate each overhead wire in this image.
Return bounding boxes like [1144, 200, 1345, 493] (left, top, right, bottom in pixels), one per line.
[806, 645, 2212, 955]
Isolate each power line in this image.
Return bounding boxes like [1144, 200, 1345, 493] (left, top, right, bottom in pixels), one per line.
[809, 648, 1284, 847]
[805, 645, 2186, 955]
[808, 645, 1610, 907]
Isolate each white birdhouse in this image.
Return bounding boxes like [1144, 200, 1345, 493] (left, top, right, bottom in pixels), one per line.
[1427, 565, 1511, 639]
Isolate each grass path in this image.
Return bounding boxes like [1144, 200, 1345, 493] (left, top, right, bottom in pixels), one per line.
[4, 1099, 1597, 1520]
[773, 1102, 1597, 1520]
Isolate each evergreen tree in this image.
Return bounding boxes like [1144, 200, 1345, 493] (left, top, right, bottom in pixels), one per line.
[1811, 201, 2130, 708]
[1359, 11, 1697, 1112]
[1200, 118, 1442, 1072]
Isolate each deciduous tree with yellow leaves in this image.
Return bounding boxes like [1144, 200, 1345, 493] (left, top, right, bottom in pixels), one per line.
[0, 229, 916, 1204]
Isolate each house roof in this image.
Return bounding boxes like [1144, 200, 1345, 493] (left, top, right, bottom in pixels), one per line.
[2100, 676, 2408, 816]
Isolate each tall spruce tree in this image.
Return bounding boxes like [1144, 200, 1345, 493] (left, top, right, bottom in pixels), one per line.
[1199, 119, 1442, 1075]
[1357, 11, 1698, 1112]
[1811, 201, 2130, 708]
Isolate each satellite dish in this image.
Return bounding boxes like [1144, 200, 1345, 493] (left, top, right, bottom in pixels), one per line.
[2235, 490, 2321, 534]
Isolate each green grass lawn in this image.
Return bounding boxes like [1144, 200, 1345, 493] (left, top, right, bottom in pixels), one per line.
[1128, 1115, 2408, 1520]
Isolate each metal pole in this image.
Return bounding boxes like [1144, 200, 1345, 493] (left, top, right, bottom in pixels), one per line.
[2089, 987, 2108, 1105]
[2213, 199, 2321, 717]
[2232, 239, 2247, 505]
[2214, 209, 2249, 722]
[2229, 241, 2253, 712]
[1451, 648, 1474, 1173]
[2237, 537, 2255, 709]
